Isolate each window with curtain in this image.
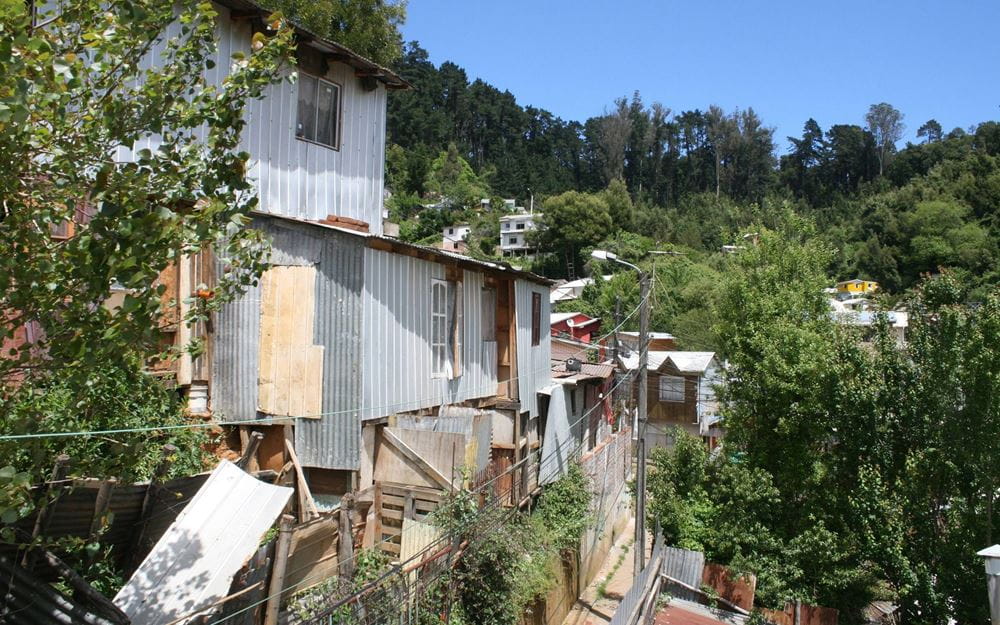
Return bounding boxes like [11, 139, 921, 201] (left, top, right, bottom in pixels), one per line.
[296, 73, 341, 149]
[659, 375, 685, 402]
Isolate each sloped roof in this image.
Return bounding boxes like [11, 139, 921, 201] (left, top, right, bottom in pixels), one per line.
[620, 351, 717, 375]
[667, 352, 717, 374]
[215, 0, 409, 89]
[256, 212, 555, 286]
[551, 312, 580, 325]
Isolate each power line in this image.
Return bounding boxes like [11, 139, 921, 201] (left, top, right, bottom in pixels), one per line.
[0, 288, 654, 441]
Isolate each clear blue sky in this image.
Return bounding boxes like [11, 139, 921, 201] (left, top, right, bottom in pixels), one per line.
[401, 0, 1000, 152]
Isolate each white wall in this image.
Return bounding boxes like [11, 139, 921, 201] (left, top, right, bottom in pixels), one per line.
[360, 248, 499, 420]
[515, 279, 551, 418]
[120, 3, 387, 233]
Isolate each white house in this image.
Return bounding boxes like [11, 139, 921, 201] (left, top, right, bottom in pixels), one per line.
[500, 212, 540, 255]
[442, 223, 471, 252]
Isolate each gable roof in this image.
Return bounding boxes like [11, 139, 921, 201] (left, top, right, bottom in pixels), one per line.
[620, 351, 717, 375]
[215, 0, 410, 89]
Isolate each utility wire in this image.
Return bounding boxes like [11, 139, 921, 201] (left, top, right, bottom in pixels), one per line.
[0, 287, 654, 441]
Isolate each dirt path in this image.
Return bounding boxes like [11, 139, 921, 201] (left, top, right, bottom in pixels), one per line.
[559, 517, 638, 625]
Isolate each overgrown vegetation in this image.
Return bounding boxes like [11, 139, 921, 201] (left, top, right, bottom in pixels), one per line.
[0, 0, 292, 592]
[646, 228, 1000, 623]
[421, 463, 592, 625]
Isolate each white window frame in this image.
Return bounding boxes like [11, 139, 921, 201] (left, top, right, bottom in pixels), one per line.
[431, 279, 449, 378]
[659, 375, 685, 402]
[431, 278, 464, 379]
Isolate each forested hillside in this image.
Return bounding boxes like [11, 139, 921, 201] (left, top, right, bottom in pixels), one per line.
[386, 42, 1000, 301]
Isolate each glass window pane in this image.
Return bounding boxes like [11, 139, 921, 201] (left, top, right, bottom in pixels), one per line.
[316, 81, 338, 147]
[297, 74, 317, 140]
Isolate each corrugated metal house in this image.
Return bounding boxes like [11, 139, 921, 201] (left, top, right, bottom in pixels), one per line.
[99, 0, 554, 498]
[208, 214, 552, 495]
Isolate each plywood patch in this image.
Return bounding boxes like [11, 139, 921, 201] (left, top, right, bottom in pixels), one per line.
[258, 266, 324, 418]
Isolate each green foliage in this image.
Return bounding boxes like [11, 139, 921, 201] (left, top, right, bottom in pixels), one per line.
[0, 1, 291, 391]
[533, 462, 593, 551]
[265, 0, 405, 66]
[428, 465, 592, 625]
[0, 0, 288, 588]
[534, 191, 612, 278]
[0, 357, 213, 485]
[425, 143, 491, 208]
[646, 235, 1000, 622]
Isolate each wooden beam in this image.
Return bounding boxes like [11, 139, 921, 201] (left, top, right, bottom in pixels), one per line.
[381, 429, 453, 491]
[228, 9, 259, 20]
[237, 431, 265, 471]
[263, 515, 295, 625]
[283, 439, 320, 522]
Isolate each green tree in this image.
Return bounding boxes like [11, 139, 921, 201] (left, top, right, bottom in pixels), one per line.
[267, 0, 406, 66]
[0, 1, 290, 390]
[903, 200, 992, 277]
[917, 119, 943, 144]
[0, 0, 290, 580]
[424, 142, 491, 208]
[866, 103, 905, 176]
[534, 191, 612, 278]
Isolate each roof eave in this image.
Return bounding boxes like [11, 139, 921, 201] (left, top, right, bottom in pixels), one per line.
[214, 0, 412, 90]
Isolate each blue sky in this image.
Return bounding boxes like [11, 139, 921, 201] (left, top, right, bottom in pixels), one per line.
[401, 0, 1000, 153]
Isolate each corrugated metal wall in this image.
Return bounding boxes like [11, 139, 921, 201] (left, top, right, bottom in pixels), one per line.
[211, 217, 364, 470]
[515, 279, 552, 418]
[360, 249, 499, 420]
[121, 3, 387, 234]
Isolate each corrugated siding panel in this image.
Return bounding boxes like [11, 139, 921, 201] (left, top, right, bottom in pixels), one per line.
[360, 251, 499, 420]
[211, 217, 364, 470]
[121, 4, 385, 233]
[297, 225, 364, 470]
[515, 280, 551, 418]
[248, 60, 386, 233]
[211, 266, 261, 422]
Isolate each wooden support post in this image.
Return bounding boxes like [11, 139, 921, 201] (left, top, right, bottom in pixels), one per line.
[237, 431, 265, 471]
[339, 492, 356, 579]
[371, 483, 383, 552]
[404, 491, 415, 521]
[130, 445, 177, 571]
[22, 454, 70, 566]
[263, 514, 295, 625]
[89, 479, 116, 541]
[513, 410, 521, 505]
[283, 438, 319, 522]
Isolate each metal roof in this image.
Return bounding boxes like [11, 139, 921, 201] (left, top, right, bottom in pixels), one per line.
[551, 360, 615, 382]
[254, 212, 555, 286]
[114, 461, 293, 625]
[214, 0, 409, 89]
[620, 351, 717, 374]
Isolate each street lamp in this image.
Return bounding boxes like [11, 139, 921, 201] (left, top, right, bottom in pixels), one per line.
[591, 249, 650, 576]
[978, 545, 1000, 625]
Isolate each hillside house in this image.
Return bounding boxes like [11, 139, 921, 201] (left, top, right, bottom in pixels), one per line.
[441, 223, 471, 252]
[836, 279, 879, 296]
[500, 212, 540, 256]
[104, 0, 553, 503]
[551, 312, 602, 343]
[622, 351, 723, 449]
[619, 331, 678, 352]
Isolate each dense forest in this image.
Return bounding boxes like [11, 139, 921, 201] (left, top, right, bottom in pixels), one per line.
[385, 42, 1000, 303]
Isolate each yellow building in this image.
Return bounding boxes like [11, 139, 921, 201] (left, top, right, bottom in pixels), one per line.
[836, 279, 879, 295]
